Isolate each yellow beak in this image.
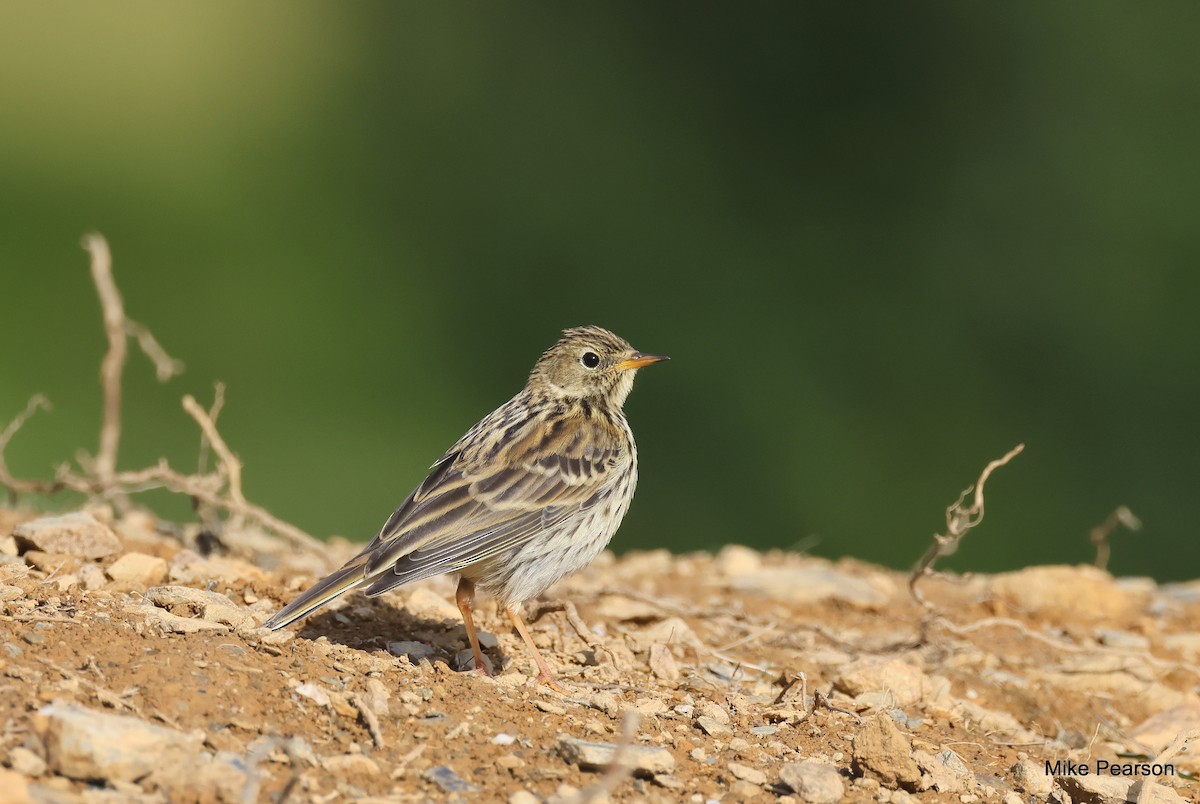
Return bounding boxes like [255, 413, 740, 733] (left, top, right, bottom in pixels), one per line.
[615, 352, 670, 371]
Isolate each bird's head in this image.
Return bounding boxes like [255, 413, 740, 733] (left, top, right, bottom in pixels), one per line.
[529, 325, 668, 407]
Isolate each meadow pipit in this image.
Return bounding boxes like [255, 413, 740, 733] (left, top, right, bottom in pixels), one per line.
[265, 326, 668, 685]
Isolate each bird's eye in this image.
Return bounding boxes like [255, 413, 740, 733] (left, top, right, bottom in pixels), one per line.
[580, 351, 601, 369]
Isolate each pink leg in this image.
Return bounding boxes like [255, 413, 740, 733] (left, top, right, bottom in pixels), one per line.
[506, 602, 565, 691]
[455, 577, 490, 676]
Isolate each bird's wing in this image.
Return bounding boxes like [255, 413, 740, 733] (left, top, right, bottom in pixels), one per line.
[358, 404, 628, 590]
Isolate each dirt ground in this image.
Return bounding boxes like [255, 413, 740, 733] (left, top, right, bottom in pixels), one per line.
[0, 504, 1197, 803]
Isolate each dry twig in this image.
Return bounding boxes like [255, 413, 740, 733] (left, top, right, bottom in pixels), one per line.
[0, 395, 53, 497]
[351, 692, 386, 749]
[909, 443, 1025, 608]
[1090, 505, 1142, 571]
[84, 233, 125, 490]
[0, 233, 327, 558]
[1136, 727, 1199, 804]
[571, 710, 642, 804]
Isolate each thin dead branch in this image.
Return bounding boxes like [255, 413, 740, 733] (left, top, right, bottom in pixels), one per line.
[571, 710, 641, 804]
[84, 232, 125, 490]
[351, 693, 386, 749]
[0, 232, 327, 559]
[1090, 505, 1142, 571]
[83, 233, 182, 512]
[1136, 727, 1200, 804]
[909, 443, 1025, 609]
[183, 394, 246, 508]
[0, 395, 54, 497]
[197, 382, 226, 475]
[123, 319, 185, 382]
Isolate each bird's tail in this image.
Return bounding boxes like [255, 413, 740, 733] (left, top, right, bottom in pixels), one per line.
[263, 560, 368, 630]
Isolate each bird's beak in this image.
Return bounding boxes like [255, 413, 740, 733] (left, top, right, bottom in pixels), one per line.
[615, 352, 670, 371]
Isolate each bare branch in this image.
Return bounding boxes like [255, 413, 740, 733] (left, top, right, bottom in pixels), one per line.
[49, 454, 326, 556]
[570, 710, 641, 804]
[1136, 727, 1200, 804]
[183, 394, 245, 508]
[909, 443, 1025, 609]
[124, 319, 185, 382]
[1090, 505, 1142, 571]
[83, 232, 125, 488]
[0, 395, 59, 496]
[1, 233, 328, 561]
[197, 382, 226, 475]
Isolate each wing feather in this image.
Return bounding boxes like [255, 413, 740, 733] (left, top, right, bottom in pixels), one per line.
[359, 401, 628, 584]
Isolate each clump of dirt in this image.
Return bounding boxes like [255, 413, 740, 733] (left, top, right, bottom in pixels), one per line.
[0, 505, 1197, 803]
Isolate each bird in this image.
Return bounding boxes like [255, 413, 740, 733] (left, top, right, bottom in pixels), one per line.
[264, 325, 668, 686]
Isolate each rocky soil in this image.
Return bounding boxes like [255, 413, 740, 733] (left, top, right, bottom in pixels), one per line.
[0, 505, 1197, 803]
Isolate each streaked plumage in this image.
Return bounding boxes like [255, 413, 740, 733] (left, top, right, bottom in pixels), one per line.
[264, 326, 667, 684]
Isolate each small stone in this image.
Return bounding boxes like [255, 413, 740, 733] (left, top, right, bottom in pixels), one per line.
[1058, 773, 1186, 804]
[9, 746, 47, 776]
[634, 697, 668, 718]
[696, 716, 732, 737]
[169, 552, 267, 585]
[105, 552, 168, 588]
[729, 780, 763, 798]
[422, 764, 479, 793]
[155, 750, 248, 801]
[497, 753, 526, 771]
[323, 754, 382, 776]
[1129, 704, 1200, 754]
[536, 699, 567, 715]
[508, 792, 539, 804]
[388, 641, 435, 661]
[584, 690, 621, 718]
[714, 544, 762, 576]
[21, 632, 44, 645]
[990, 565, 1129, 619]
[1010, 758, 1052, 796]
[258, 628, 295, 647]
[294, 682, 332, 707]
[130, 601, 229, 634]
[557, 734, 675, 776]
[144, 585, 249, 628]
[13, 513, 122, 559]
[852, 715, 921, 788]
[653, 773, 685, 789]
[35, 703, 203, 783]
[914, 749, 973, 793]
[405, 587, 461, 621]
[779, 760, 845, 803]
[77, 564, 107, 591]
[698, 700, 731, 724]
[728, 761, 767, 786]
[835, 657, 929, 707]
[3, 643, 20, 658]
[0, 584, 23, 601]
[363, 678, 390, 716]
[648, 643, 680, 681]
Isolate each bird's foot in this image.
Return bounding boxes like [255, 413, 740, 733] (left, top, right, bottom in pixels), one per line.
[537, 672, 569, 695]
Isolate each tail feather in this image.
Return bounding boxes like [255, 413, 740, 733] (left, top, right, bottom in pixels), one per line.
[263, 562, 368, 630]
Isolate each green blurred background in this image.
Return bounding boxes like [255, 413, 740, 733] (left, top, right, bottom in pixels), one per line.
[2, 4, 1197, 580]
